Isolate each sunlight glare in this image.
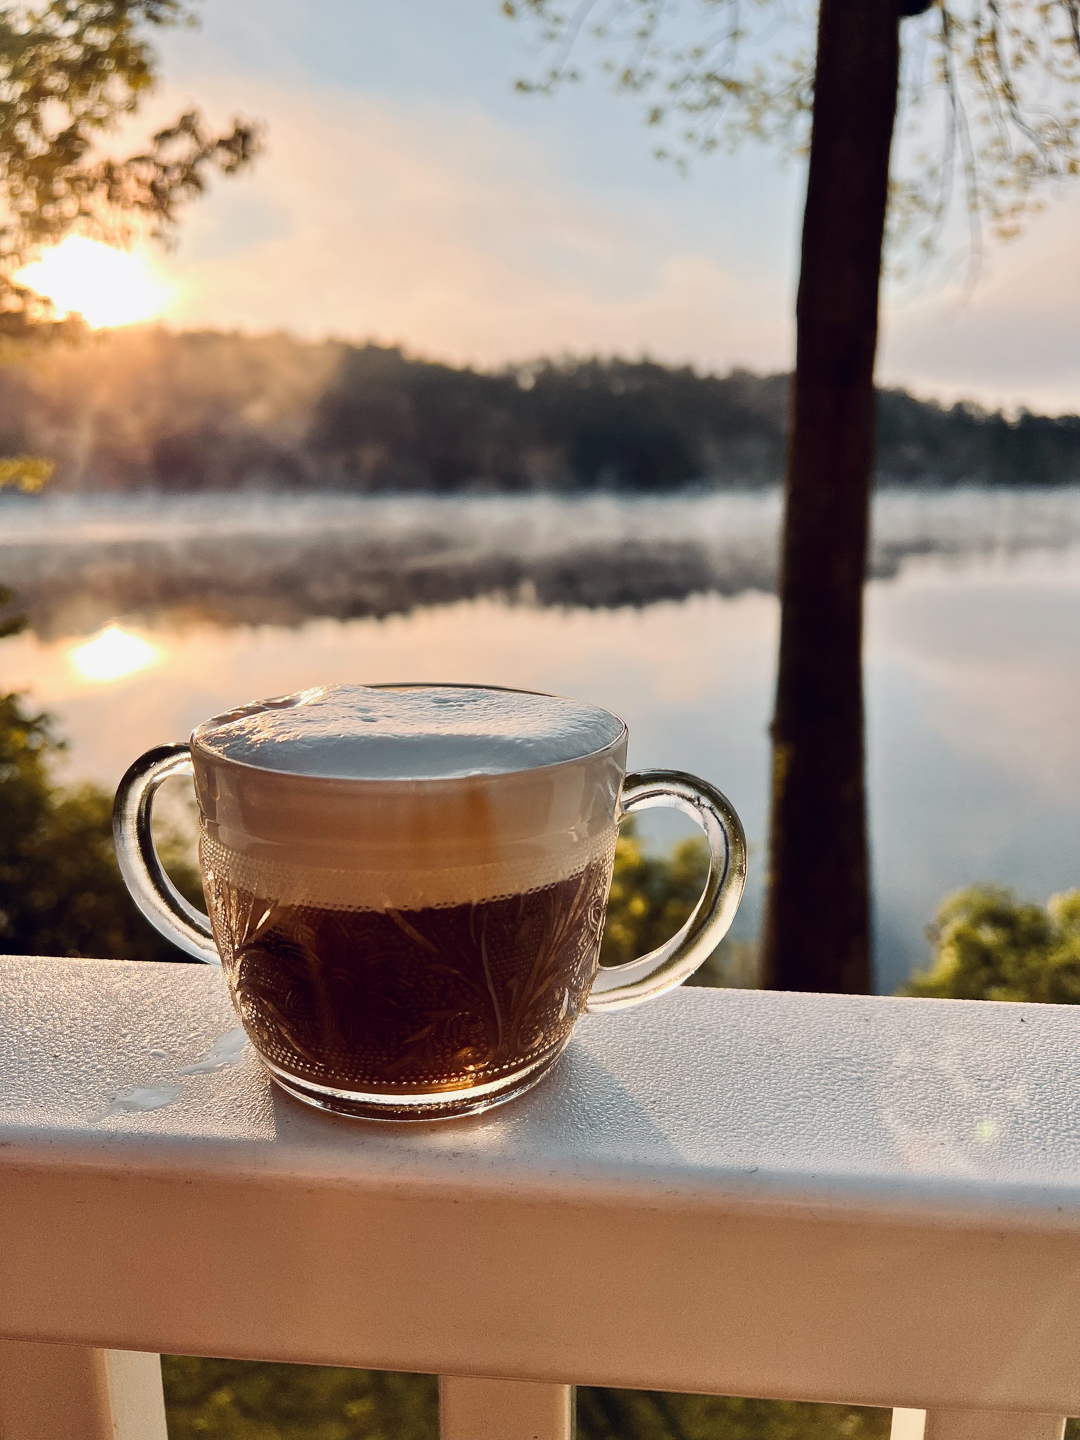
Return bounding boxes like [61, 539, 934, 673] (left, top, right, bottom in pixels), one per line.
[15, 237, 171, 328]
[70, 625, 164, 683]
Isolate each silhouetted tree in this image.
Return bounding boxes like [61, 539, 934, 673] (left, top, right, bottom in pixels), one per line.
[505, 0, 1080, 992]
[5, 330, 1075, 494]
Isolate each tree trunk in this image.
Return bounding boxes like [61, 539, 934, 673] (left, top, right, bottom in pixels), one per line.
[761, 0, 901, 994]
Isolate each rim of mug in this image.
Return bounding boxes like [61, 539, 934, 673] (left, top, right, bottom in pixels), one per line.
[188, 680, 629, 787]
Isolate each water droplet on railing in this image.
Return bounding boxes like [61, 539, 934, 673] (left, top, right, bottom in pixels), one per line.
[179, 1027, 248, 1075]
[93, 1083, 183, 1121]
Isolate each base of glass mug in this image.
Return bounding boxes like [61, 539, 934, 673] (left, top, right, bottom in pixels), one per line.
[262, 1043, 567, 1121]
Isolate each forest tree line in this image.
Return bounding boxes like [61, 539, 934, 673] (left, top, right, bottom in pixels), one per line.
[2, 327, 1078, 494]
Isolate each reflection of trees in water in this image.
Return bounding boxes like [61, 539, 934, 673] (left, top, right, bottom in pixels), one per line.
[4, 488, 1080, 640]
[3, 532, 740, 638]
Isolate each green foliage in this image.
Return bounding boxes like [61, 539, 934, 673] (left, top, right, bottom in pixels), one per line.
[604, 820, 759, 988]
[161, 1358, 439, 1440]
[2, 0, 184, 269]
[160, 1358, 891, 1440]
[0, 690, 199, 959]
[905, 884, 1080, 1003]
[603, 821, 711, 964]
[0, 0, 261, 333]
[577, 1390, 890, 1440]
[4, 329, 1078, 495]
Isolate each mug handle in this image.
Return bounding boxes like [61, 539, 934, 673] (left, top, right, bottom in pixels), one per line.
[587, 769, 747, 1012]
[112, 743, 220, 965]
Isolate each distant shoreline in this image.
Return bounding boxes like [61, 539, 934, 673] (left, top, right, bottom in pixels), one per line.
[3, 330, 1077, 497]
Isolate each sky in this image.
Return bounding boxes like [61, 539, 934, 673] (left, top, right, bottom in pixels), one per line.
[28, 0, 1080, 413]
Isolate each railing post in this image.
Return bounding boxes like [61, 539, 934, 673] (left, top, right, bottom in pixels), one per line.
[892, 1409, 1067, 1440]
[439, 1375, 575, 1440]
[0, 1341, 167, 1440]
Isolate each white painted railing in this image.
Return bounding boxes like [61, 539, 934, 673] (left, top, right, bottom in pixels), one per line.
[2, 955, 1079, 1440]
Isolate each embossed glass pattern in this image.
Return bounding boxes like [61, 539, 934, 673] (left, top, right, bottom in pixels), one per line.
[207, 848, 613, 1113]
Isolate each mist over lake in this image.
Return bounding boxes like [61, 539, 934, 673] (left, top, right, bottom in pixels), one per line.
[3, 484, 1079, 635]
[3, 484, 1077, 994]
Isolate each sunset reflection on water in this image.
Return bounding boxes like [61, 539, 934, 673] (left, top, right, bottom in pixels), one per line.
[69, 625, 164, 683]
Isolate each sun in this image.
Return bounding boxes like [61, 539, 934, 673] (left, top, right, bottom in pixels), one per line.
[15, 236, 172, 329]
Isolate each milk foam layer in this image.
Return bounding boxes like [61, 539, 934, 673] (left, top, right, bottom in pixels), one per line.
[200, 825, 619, 913]
[195, 684, 624, 780]
[190, 685, 628, 912]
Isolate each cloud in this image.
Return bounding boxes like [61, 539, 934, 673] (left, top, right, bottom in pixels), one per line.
[91, 12, 1080, 410]
[880, 190, 1080, 413]
[149, 79, 793, 372]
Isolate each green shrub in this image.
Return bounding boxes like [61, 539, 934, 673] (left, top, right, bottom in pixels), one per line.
[904, 885, 1080, 1003]
[603, 824, 712, 966]
[604, 822, 759, 988]
[161, 1358, 889, 1440]
[0, 691, 200, 960]
[162, 1359, 438, 1440]
[577, 1391, 888, 1440]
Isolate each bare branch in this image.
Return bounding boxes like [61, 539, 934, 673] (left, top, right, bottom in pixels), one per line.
[504, 0, 1080, 271]
[0, 1, 264, 329]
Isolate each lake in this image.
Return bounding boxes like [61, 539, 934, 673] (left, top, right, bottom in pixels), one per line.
[2, 486, 1078, 994]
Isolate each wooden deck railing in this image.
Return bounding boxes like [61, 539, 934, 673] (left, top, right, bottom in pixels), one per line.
[2, 955, 1078, 1440]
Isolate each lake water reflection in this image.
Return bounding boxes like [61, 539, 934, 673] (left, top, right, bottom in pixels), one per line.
[2, 488, 1078, 993]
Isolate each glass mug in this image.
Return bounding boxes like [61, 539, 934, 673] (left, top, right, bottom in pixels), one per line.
[114, 684, 746, 1120]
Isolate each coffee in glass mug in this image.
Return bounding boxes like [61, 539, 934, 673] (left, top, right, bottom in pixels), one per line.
[115, 684, 745, 1119]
